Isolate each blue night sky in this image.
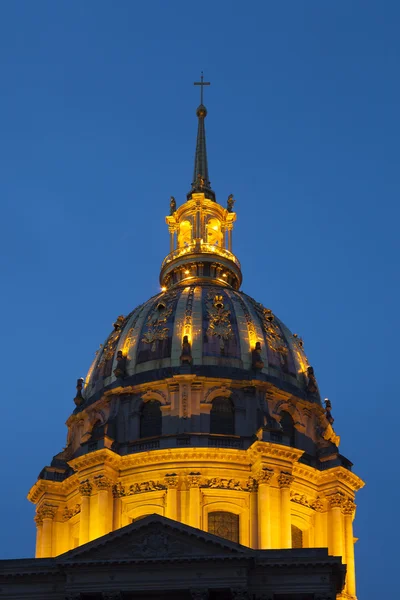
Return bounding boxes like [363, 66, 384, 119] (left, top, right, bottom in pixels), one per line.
[1, 2, 399, 598]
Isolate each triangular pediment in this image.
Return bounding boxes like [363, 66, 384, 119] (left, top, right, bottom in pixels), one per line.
[58, 515, 249, 562]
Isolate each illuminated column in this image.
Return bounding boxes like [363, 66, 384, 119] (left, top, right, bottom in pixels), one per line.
[95, 476, 112, 538]
[165, 475, 179, 521]
[112, 482, 125, 530]
[313, 497, 325, 547]
[343, 498, 357, 598]
[40, 504, 58, 557]
[188, 473, 202, 529]
[256, 468, 274, 549]
[278, 471, 294, 549]
[79, 479, 92, 545]
[169, 227, 175, 253]
[328, 493, 344, 557]
[34, 514, 43, 558]
[227, 226, 233, 252]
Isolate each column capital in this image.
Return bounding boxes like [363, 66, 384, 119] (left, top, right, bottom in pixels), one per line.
[37, 503, 58, 521]
[342, 498, 356, 515]
[278, 471, 294, 488]
[79, 478, 92, 497]
[94, 475, 113, 490]
[311, 496, 325, 512]
[165, 473, 179, 489]
[328, 492, 345, 509]
[112, 482, 126, 498]
[254, 467, 274, 485]
[34, 514, 43, 526]
[188, 472, 203, 488]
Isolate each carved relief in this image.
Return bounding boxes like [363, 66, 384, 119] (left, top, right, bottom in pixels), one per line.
[141, 292, 177, 351]
[259, 307, 289, 366]
[278, 472, 294, 488]
[206, 291, 233, 352]
[128, 481, 167, 494]
[182, 384, 189, 418]
[62, 504, 81, 521]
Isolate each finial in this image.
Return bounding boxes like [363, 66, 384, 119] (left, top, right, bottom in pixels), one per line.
[306, 366, 318, 395]
[188, 72, 215, 202]
[324, 398, 334, 424]
[74, 378, 84, 407]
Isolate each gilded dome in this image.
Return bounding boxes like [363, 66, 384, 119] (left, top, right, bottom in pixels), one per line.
[82, 283, 318, 407]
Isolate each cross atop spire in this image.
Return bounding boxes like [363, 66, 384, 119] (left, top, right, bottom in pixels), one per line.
[194, 71, 210, 105]
[188, 72, 216, 202]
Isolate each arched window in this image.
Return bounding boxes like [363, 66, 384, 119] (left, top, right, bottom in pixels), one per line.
[210, 397, 234, 435]
[280, 411, 296, 446]
[90, 420, 105, 440]
[178, 220, 192, 248]
[291, 524, 303, 548]
[206, 218, 222, 246]
[140, 400, 162, 438]
[208, 511, 239, 543]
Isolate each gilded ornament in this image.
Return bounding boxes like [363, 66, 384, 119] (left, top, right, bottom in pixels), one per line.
[206, 291, 233, 352]
[141, 293, 177, 351]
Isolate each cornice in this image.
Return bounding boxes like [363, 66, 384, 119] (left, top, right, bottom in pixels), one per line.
[68, 448, 121, 473]
[119, 447, 251, 470]
[27, 472, 81, 504]
[247, 441, 304, 464]
[319, 466, 365, 492]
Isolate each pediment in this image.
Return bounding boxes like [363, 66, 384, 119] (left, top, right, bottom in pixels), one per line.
[59, 515, 248, 562]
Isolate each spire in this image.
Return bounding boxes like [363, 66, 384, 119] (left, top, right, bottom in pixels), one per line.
[187, 73, 216, 202]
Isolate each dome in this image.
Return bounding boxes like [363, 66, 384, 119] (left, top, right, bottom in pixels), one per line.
[28, 92, 363, 591]
[82, 284, 318, 407]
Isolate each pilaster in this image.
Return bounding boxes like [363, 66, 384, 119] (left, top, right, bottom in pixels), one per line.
[79, 479, 92, 545]
[278, 471, 294, 549]
[255, 467, 274, 549]
[188, 473, 202, 529]
[165, 474, 179, 521]
[38, 503, 58, 557]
